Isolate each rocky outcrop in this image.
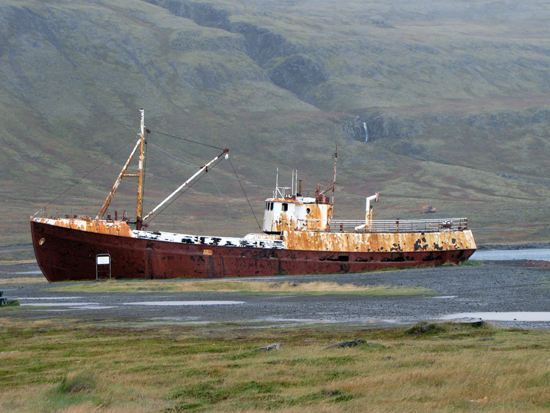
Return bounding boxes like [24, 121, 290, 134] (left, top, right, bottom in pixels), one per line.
[147, 0, 231, 28]
[229, 22, 296, 67]
[267, 55, 327, 101]
[343, 108, 550, 145]
[342, 114, 426, 144]
[147, 0, 326, 101]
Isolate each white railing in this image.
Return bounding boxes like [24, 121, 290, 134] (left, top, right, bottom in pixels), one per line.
[278, 218, 469, 233]
[330, 218, 468, 233]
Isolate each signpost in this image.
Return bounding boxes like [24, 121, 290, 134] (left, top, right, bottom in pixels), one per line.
[96, 254, 111, 280]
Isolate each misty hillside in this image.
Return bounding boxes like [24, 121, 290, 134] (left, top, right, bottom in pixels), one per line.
[2, 0, 550, 246]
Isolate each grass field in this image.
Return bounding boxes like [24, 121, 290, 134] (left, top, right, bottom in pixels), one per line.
[1, 319, 549, 412]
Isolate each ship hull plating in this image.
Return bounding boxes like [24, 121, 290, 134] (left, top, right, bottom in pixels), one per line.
[31, 220, 475, 282]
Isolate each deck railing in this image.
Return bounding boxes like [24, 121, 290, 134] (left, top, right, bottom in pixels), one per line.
[330, 218, 468, 233]
[280, 218, 469, 233]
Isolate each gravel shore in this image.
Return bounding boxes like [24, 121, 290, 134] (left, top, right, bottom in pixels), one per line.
[2, 261, 550, 329]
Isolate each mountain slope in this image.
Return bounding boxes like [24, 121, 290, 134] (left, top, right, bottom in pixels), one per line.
[2, 0, 550, 246]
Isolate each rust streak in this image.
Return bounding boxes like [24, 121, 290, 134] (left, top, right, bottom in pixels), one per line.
[283, 230, 476, 253]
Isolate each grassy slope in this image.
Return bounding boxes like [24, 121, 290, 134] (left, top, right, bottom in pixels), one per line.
[2, 0, 550, 246]
[1, 319, 550, 412]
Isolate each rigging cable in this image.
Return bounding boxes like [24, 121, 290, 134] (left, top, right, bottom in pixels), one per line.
[149, 142, 198, 168]
[207, 174, 232, 219]
[228, 157, 262, 231]
[149, 129, 225, 150]
[144, 155, 227, 224]
[148, 141, 232, 219]
[34, 134, 139, 217]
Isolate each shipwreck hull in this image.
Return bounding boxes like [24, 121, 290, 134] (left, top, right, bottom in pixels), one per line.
[31, 220, 475, 282]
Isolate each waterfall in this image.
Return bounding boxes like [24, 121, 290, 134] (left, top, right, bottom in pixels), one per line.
[363, 122, 368, 143]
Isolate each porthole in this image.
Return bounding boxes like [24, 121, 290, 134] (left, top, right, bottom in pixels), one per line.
[39, 238, 46, 246]
[306, 208, 311, 215]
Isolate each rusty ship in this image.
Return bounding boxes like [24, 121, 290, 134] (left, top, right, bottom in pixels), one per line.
[31, 109, 476, 282]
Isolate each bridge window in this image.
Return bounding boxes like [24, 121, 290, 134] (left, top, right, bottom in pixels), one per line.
[282, 203, 288, 211]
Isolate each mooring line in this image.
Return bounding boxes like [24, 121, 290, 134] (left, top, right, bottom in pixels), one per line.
[150, 129, 224, 150]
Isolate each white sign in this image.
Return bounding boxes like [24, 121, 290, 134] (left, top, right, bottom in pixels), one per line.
[97, 256, 110, 265]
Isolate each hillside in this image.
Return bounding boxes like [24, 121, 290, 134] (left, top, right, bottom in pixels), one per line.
[2, 0, 550, 247]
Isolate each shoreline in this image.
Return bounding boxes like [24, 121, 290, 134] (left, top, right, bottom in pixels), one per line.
[476, 242, 550, 251]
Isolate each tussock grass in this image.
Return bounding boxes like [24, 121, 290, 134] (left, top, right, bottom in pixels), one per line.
[1, 319, 550, 412]
[51, 280, 433, 296]
[54, 372, 96, 394]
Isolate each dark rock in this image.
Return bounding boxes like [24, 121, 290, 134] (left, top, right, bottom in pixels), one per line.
[326, 339, 366, 349]
[325, 339, 383, 349]
[405, 321, 442, 335]
[256, 342, 283, 351]
[231, 22, 296, 66]
[268, 54, 327, 100]
[465, 320, 486, 328]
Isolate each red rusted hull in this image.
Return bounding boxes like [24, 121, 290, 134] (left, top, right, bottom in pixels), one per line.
[31, 220, 475, 282]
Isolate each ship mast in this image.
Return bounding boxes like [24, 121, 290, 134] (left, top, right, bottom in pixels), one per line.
[136, 108, 146, 230]
[96, 108, 146, 229]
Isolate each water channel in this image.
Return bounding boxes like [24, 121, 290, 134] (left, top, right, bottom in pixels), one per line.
[470, 248, 550, 261]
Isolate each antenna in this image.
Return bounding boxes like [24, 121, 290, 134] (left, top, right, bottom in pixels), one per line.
[275, 168, 279, 198]
[291, 169, 294, 198]
[332, 144, 337, 217]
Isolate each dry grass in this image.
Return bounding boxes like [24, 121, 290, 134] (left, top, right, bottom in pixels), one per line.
[0, 260, 38, 266]
[0, 277, 47, 284]
[50, 280, 433, 296]
[1, 319, 550, 412]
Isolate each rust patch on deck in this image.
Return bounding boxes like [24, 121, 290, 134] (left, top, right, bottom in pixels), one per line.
[33, 217, 135, 237]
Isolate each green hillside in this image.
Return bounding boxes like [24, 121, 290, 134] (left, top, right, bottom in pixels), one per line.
[2, 0, 550, 246]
